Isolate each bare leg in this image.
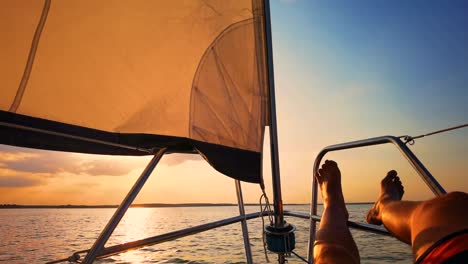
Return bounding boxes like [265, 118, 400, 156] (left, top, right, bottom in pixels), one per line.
[314, 160, 360, 264]
[367, 171, 468, 260]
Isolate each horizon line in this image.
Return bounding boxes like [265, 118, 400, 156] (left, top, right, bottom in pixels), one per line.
[0, 202, 374, 209]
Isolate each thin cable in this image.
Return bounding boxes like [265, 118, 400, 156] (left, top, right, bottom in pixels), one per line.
[259, 186, 276, 263]
[400, 123, 468, 145]
[262, 189, 274, 225]
[417, 123, 467, 138]
[291, 251, 308, 263]
[260, 193, 271, 263]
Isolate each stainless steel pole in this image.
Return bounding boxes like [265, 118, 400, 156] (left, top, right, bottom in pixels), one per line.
[263, 0, 284, 228]
[235, 180, 253, 264]
[307, 172, 319, 263]
[82, 148, 167, 263]
[263, 1, 286, 262]
[307, 135, 446, 262]
[50, 211, 268, 263]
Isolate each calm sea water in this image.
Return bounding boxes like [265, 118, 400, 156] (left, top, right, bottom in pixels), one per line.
[0, 205, 412, 263]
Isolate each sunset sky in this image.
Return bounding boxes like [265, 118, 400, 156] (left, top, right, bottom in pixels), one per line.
[1, 0, 467, 205]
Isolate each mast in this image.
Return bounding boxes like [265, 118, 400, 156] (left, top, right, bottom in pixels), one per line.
[263, 2, 289, 262]
[263, 0, 284, 229]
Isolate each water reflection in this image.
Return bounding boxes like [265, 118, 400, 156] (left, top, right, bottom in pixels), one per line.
[120, 208, 153, 243]
[0, 205, 413, 263]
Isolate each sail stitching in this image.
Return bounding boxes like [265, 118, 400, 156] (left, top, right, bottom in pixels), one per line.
[211, 47, 248, 145]
[192, 125, 240, 147]
[189, 18, 253, 139]
[195, 84, 258, 147]
[193, 86, 237, 142]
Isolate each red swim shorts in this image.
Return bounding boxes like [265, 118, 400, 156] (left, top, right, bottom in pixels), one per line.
[416, 229, 468, 264]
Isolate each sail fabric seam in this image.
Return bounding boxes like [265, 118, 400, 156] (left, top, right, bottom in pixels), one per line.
[188, 18, 254, 140]
[9, 0, 51, 113]
[212, 45, 257, 143]
[192, 88, 237, 141]
[193, 84, 259, 148]
[192, 125, 241, 147]
[211, 47, 244, 141]
[211, 47, 249, 146]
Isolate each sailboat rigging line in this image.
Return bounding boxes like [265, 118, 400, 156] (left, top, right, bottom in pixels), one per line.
[400, 123, 468, 145]
[261, 188, 275, 224]
[291, 250, 308, 263]
[0, 122, 155, 154]
[9, 0, 51, 112]
[260, 192, 272, 263]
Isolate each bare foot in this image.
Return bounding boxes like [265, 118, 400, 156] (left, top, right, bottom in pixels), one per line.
[317, 160, 348, 219]
[366, 170, 405, 225]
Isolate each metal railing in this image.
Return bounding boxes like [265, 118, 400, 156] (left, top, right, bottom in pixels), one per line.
[306, 135, 447, 262]
[48, 211, 268, 263]
[49, 149, 258, 264]
[284, 211, 390, 236]
[48, 135, 448, 264]
[50, 208, 394, 263]
[82, 148, 168, 263]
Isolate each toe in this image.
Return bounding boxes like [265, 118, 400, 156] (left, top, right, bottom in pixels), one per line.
[394, 176, 403, 187]
[323, 159, 337, 167]
[326, 160, 337, 169]
[383, 170, 397, 183]
[388, 170, 397, 178]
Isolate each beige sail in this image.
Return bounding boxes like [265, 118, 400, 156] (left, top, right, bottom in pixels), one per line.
[0, 0, 270, 183]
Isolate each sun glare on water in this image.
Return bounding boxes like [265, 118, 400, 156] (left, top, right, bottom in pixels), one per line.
[113, 208, 155, 262]
[122, 208, 154, 240]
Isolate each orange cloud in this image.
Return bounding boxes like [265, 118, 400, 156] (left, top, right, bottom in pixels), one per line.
[0, 175, 43, 187]
[0, 145, 140, 177]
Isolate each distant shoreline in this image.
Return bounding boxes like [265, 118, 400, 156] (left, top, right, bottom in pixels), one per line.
[0, 202, 373, 209]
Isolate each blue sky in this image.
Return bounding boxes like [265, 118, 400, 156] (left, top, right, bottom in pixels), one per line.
[269, 0, 467, 202]
[272, 0, 467, 130]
